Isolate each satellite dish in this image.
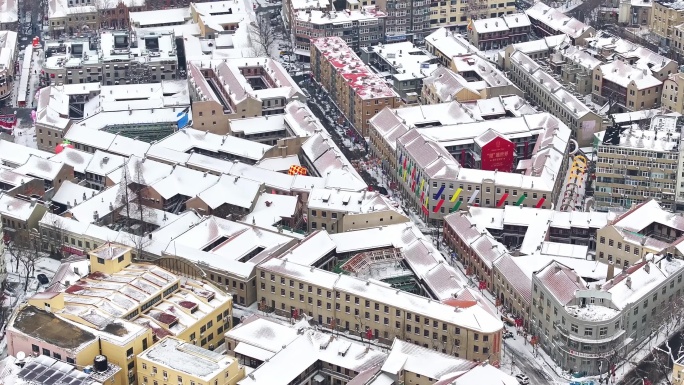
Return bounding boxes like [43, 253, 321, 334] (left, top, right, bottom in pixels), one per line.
[16, 351, 26, 363]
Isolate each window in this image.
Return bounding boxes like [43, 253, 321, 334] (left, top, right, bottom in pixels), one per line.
[584, 328, 593, 336]
[571, 324, 578, 333]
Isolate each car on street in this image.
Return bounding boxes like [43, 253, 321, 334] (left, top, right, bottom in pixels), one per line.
[515, 374, 530, 385]
[503, 331, 514, 339]
[36, 273, 49, 285]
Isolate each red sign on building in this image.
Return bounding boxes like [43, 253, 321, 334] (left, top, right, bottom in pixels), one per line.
[61, 245, 85, 256]
[480, 135, 515, 173]
[0, 114, 17, 131]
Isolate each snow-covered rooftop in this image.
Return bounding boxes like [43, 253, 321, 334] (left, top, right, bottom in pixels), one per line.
[0, 31, 17, 75]
[153, 128, 271, 163]
[237, 317, 386, 385]
[14, 155, 68, 181]
[42, 40, 99, 71]
[106, 155, 173, 186]
[534, 261, 586, 306]
[382, 339, 475, 379]
[290, 0, 330, 10]
[599, 60, 662, 90]
[260, 258, 503, 333]
[473, 13, 530, 34]
[507, 34, 570, 55]
[100, 31, 177, 64]
[163, 216, 297, 278]
[225, 316, 299, 353]
[140, 337, 234, 380]
[465, 206, 614, 254]
[254, 155, 300, 173]
[525, 2, 592, 39]
[307, 188, 399, 214]
[397, 113, 570, 191]
[0, 0, 17, 24]
[596, 114, 680, 152]
[52, 181, 98, 208]
[0, 167, 34, 190]
[362, 42, 438, 82]
[83, 82, 190, 119]
[194, 174, 262, 210]
[151, 166, 219, 200]
[188, 58, 304, 108]
[558, 45, 602, 71]
[0, 140, 52, 167]
[84, 150, 125, 177]
[0, 193, 43, 221]
[230, 115, 286, 136]
[426, 28, 479, 59]
[66, 184, 126, 223]
[611, 199, 684, 233]
[509, 50, 593, 119]
[129, 7, 191, 27]
[49, 148, 94, 175]
[310, 37, 399, 100]
[64, 125, 151, 158]
[240, 193, 298, 228]
[295, 6, 386, 26]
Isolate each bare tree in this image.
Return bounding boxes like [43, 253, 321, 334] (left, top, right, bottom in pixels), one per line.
[614, 295, 684, 385]
[126, 230, 152, 261]
[41, 212, 70, 259]
[6, 230, 40, 291]
[116, 157, 157, 236]
[249, 14, 277, 58]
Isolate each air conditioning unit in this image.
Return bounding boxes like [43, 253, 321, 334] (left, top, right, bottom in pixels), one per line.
[127, 354, 134, 360]
[151, 372, 156, 377]
[129, 370, 134, 377]
[200, 333, 205, 337]
[163, 376, 168, 381]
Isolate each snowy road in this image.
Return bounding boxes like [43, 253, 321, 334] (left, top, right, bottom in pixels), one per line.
[505, 340, 555, 385]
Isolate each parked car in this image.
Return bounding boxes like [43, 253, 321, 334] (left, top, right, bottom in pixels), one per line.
[36, 273, 49, 285]
[515, 374, 530, 385]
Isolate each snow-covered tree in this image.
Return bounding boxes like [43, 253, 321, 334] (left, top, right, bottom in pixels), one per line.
[249, 14, 278, 58]
[116, 157, 156, 236]
[6, 230, 40, 291]
[616, 295, 684, 385]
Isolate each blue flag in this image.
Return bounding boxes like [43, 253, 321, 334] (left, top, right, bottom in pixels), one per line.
[176, 107, 190, 130]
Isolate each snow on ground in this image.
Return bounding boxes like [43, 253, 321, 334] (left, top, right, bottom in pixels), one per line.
[27, 51, 43, 109]
[0, 250, 60, 358]
[12, 119, 37, 149]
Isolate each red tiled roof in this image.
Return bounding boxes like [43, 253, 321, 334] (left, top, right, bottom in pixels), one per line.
[536, 261, 584, 305]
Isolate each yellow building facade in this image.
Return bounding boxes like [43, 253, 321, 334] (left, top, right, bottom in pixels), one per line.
[12, 243, 233, 385]
[137, 336, 244, 385]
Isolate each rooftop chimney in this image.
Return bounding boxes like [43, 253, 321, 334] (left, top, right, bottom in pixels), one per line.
[607, 261, 615, 281]
[644, 263, 650, 274]
[626, 276, 632, 289]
